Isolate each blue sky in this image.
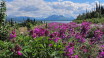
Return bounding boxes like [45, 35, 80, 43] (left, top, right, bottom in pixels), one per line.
[7, 0, 104, 3]
[6, 0, 104, 18]
[6, 0, 13, 2]
[45, 0, 99, 3]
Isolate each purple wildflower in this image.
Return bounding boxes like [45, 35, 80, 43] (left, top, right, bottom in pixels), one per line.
[70, 55, 79, 58]
[48, 44, 53, 47]
[81, 21, 91, 36]
[53, 37, 61, 42]
[65, 46, 74, 56]
[94, 29, 103, 40]
[17, 51, 22, 56]
[9, 30, 16, 39]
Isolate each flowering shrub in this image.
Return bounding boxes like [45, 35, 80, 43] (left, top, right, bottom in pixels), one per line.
[0, 21, 104, 58]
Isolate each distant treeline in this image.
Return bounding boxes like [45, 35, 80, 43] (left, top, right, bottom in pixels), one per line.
[7, 18, 43, 26]
[76, 2, 104, 20]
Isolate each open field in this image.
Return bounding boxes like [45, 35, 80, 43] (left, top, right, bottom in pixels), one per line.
[0, 21, 104, 58]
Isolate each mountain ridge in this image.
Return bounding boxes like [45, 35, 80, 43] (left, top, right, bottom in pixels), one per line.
[6, 15, 74, 22]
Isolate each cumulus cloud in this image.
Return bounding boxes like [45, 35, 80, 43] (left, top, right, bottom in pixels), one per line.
[6, 0, 99, 18]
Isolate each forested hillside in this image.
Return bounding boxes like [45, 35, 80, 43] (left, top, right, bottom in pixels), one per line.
[74, 3, 104, 23]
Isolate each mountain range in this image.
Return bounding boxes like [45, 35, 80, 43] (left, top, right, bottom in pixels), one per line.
[6, 15, 75, 22]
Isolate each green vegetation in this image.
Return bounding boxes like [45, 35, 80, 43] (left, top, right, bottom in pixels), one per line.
[0, 1, 104, 58]
[73, 17, 104, 23]
[0, 0, 6, 25]
[74, 2, 104, 23]
[0, 0, 43, 41]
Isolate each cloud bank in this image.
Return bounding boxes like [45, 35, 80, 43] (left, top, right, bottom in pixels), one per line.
[6, 0, 99, 18]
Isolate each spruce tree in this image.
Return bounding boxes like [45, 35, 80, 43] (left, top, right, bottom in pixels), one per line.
[0, 0, 6, 26]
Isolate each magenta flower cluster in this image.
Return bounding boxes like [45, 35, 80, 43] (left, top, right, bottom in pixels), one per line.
[30, 28, 49, 38]
[9, 30, 16, 39]
[29, 21, 104, 57]
[10, 44, 22, 56]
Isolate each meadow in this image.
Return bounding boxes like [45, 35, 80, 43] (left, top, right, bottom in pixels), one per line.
[1, 0, 104, 58]
[0, 21, 104, 58]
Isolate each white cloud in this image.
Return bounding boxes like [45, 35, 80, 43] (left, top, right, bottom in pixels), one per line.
[6, 0, 99, 18]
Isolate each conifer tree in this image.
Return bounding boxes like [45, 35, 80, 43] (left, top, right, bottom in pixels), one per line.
[76, 2, 104, 20]
[0, 0, 6, 26]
